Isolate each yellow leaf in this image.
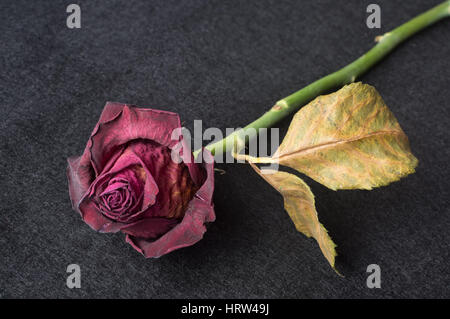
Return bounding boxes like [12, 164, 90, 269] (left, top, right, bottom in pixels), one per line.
[271, 82, 418, 190]
[235, 82, 417, 272]
[249, 163, 338, 272]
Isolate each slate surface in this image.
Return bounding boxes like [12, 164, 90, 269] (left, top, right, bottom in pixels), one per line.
[1, 0, 449, 298]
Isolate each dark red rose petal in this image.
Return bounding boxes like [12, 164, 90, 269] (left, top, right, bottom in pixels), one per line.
[90, 147, 158, 208]
[128, 141, 198, 219]
[125, 149, 215, 257]
[81, 145, 161, 224]
[67, 155, 93, 210]
[89, 103, 181, 175]
[78, 199, 119, 231]
[121, 217, 179, 239]
[177, 135, 206, 187]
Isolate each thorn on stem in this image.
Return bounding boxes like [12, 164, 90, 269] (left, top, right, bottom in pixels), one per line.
[375, 32, 391, 43]
[273, 100, 289, 110]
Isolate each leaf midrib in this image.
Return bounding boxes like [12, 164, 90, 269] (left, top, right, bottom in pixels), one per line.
[274, 129, 404, 162]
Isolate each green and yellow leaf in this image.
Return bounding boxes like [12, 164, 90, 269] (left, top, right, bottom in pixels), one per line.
[253, 82, 418, 190]
[249, 163, 338, 272]
[235, 82, 417, 272]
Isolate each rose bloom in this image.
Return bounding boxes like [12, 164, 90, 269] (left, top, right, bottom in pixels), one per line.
[67, 102, 215, 257]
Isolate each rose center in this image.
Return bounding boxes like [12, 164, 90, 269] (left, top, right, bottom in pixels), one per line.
[96, 172, 143, 222]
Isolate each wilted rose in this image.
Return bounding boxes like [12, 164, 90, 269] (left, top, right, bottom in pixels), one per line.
[67, 102, 215, 257]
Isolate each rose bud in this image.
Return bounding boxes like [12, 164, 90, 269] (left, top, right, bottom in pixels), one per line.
[67, 102, 215, 257]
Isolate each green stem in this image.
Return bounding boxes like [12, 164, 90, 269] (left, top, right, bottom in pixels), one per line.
[198, 1, 449, 158]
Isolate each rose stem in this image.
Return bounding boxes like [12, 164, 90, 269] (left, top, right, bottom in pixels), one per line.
[195, 1, 449, 158]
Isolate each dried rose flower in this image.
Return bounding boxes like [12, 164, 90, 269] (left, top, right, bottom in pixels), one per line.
[67, 102, 215, 257]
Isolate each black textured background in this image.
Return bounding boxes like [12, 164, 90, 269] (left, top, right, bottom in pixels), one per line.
[1, 0, 449, 298]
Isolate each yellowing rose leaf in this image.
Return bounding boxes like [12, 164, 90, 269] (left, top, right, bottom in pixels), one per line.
[263, 82, 418, 190]
[249, 163, 338, 272]
[236, 82, 418, 272]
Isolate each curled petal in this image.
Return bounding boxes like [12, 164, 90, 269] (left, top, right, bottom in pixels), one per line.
[81, 145, 160, 224]
[68, 154, 128, 232]
[129, 141, 198, 219]
[126, 199, 215, 257]
[78, 200, 121, 232]
[89, 103, 182, 175]
[121, 217, 179, 239]
[194, 149, 215, 205]
[67, 155, 94, 212]
[125, 149, 215, 257]
[177, 132, 206, 187]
